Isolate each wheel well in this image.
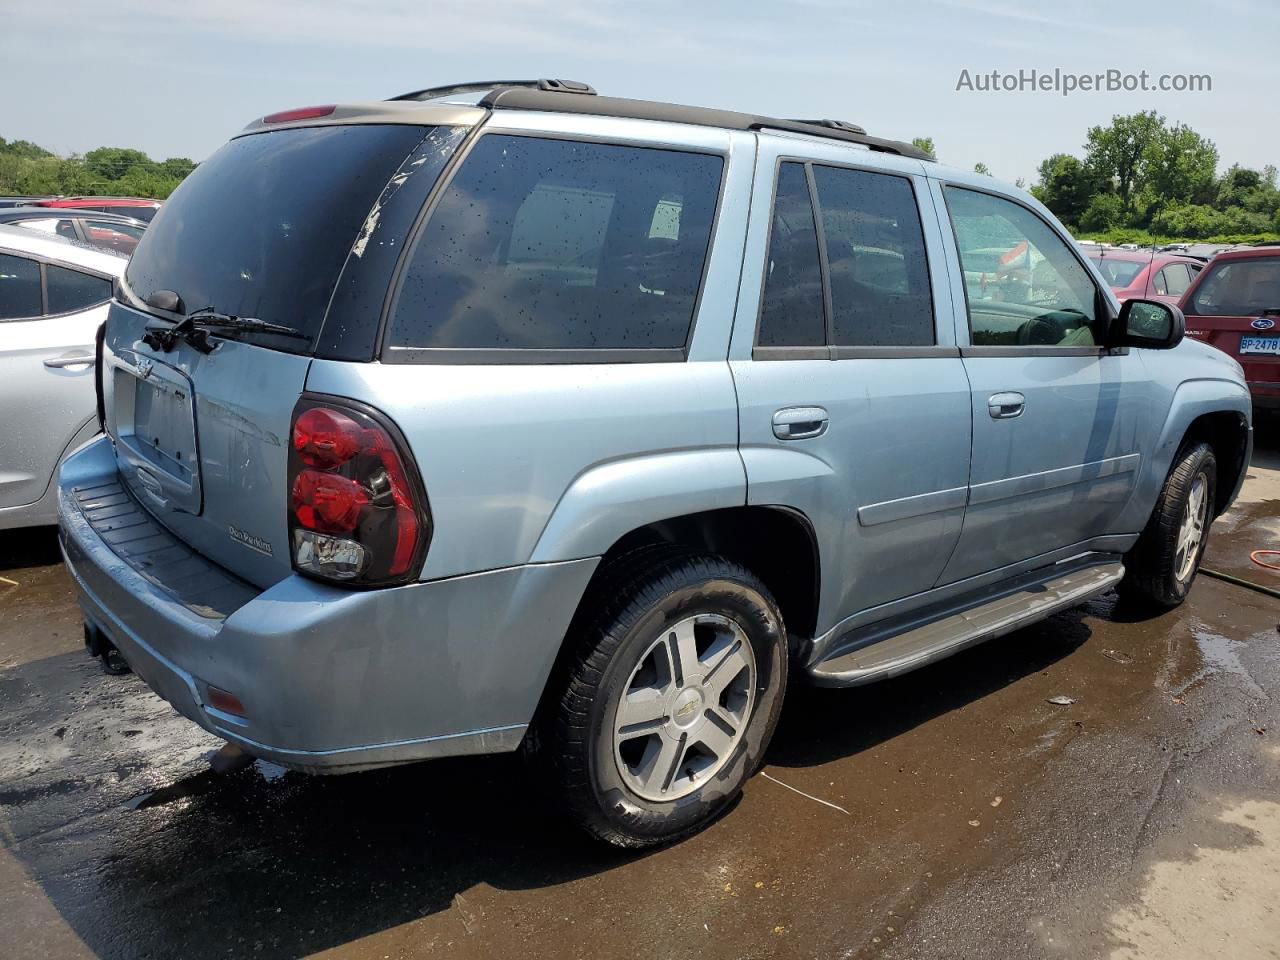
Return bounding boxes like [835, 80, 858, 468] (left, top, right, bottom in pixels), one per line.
[1181, 411, 1249, 515]
[598, 506, 821, 642]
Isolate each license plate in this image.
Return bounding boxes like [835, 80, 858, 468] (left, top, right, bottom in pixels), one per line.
[1241, 336, 1280, 355]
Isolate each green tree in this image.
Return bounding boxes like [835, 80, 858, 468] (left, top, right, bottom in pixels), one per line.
[973, 162, 992, 176]
[1079, 193, 1125, 233]
[1141, 123, 1218, 209]
[1084, 111, 1164, 216]
[911, 136, 936, 159]
[1031, 153, 1097, 227]
[83, 146, 152, 182]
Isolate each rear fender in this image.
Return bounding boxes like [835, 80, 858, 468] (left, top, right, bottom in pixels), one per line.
[528, 449, 746, 564]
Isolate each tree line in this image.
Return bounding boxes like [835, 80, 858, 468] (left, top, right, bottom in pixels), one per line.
[0, 138, 194, 200]
[914, 115, 1280, 246]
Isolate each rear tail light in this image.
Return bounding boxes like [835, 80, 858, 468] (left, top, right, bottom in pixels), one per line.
[288, 396, 431, 587]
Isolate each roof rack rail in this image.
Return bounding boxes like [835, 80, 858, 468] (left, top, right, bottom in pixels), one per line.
[390, 79, 596, 102]
[787, 118, 867, 135]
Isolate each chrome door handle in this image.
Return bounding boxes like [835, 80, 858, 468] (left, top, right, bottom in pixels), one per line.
[773, 406, 829, 440]
[988, 392, 1025, 419]
[44, 352, 96, 369]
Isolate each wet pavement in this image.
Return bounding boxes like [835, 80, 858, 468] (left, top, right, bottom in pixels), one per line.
[2, 430, 1278, 960]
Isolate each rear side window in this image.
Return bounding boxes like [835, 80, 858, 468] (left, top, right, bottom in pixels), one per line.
[1153, 262, 1191, 298]
[385, 135, 723, 355]
[758, 162, 825, 347]
[1185, 258, 1280, 316]
[812, 165, 933, 346]
[47, 264, 111, 313]
[0, 253, 41, 320]
[126, 124, 432, 354]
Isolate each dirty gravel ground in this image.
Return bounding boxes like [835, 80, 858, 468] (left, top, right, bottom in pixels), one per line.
[2, 428, 1278, 960]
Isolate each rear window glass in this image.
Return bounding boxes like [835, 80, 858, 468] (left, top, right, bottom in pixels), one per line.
[47, 264, 111, 313]
[386, 135, 723, 354]
[812, 164, 933, 346]
[1088, 256, 1146, 288]
[758, 162, 825, 347]
[125, 124, 431, 353]
[1185, 257, 1280, 316]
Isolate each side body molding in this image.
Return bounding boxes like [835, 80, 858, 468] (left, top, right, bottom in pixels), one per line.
[528, 448, 748, 564]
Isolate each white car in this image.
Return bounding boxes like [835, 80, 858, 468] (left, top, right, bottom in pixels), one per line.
[0, 225, 125, 529]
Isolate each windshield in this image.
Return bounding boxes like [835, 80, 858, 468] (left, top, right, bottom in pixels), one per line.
[1088, 255, 1146, 288]
[125, 124, 434, 354]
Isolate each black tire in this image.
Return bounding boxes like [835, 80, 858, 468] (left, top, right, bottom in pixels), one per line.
[1120, 441, 1217, 609]
[532, 545, 788, 848]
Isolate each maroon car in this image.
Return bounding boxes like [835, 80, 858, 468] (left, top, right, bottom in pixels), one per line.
[35, 196, 161, 222]
[1180, 247, 1280, 411]
[1087, 249, 1205, 305]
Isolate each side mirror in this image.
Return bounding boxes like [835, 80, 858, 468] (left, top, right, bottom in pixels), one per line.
[1111, 298, 1184, 350]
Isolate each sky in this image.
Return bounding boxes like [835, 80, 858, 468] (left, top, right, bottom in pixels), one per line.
[4, 0, 1277, 185]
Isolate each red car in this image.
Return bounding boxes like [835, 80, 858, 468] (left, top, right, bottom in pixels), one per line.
[35, 196, 161, 222]
[1180, 247, 1280, 411]
[1086, 249, 1205, 304]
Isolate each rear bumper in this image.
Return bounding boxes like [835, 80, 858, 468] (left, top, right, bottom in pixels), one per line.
[58, 436, 597, 773]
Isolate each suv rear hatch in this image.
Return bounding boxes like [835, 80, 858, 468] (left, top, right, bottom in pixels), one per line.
[102, 116, 469, 588]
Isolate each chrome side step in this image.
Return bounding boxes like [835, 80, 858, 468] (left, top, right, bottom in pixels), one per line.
[809, 561, 1124, 687]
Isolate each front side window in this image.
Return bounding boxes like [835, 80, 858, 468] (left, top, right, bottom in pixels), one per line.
[757, 162, 825, 347]
[386, 135, 724, 353]
[812, 165, 933, 346]
[0, 254, 42, 319]
[1184, 258, 1280, 316]
[47, 264, 111, 314]
[946, 187, 1098, 347]
[83, 220, 144, 255]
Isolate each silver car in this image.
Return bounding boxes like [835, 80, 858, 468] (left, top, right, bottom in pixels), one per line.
[1, 226, 122, 529]
[58, 81, 1251, 846]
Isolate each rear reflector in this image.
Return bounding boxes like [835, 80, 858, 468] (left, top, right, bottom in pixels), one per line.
[263, 105, 336, 124]
[207, 686, 247, 717]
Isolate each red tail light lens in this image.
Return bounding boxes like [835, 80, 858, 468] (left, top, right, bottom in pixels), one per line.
[288, 397, 431, 586]
[263, 105, 336, 124]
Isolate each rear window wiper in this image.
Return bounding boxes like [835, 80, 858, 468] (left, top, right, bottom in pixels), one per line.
[143, 306, 310, 354]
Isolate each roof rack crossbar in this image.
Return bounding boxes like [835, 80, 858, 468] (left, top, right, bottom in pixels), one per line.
[390, 79, 595, 102]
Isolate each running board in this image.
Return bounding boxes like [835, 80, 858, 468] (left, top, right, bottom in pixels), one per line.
[809, 561, 1124, 687]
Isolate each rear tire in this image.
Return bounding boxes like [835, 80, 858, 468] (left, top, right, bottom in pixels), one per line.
[1120, 442, 1217, 609]
[533, 547, 787, 847]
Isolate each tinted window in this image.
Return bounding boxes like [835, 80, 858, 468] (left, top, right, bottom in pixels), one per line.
[116, 206, 158, 222]
[757, 162, 824, 347]
[47, 264, 111, 313]
[946, 188, 1098, 346]
[1185, 258, 1280, 316]
[387, 135, 723, 352]
[0, 254, 41, 319]
[1154, 262, 1191, 297]
[126, 124, 433, 354]
[813, 165, 933, 346]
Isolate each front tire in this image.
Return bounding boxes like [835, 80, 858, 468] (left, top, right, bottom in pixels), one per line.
[1120, 441, 1217, 609]
[535, 548, 787, 847]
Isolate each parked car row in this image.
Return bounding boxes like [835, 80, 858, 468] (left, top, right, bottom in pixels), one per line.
[0, 207, 147, 255]
[0, 195, 161, 221]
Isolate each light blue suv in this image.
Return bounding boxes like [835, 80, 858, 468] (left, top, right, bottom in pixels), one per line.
[58, 81, 1252, 846]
